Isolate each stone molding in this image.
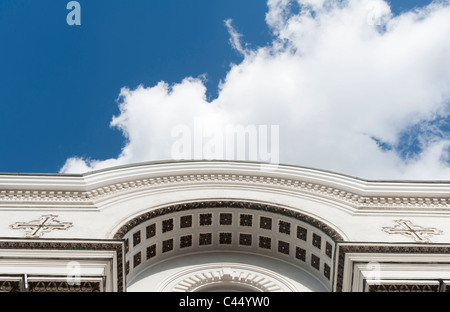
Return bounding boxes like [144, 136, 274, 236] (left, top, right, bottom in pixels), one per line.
[1, 163, 449, 213]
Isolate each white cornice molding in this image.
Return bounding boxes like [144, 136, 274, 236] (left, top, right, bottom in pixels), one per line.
[0, 161, 449, 212]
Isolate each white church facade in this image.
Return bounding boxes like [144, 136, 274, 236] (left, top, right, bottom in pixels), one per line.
[0, 160, 449, 292]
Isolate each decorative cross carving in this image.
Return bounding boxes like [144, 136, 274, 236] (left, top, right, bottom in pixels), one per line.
[382, 219, 442, 243]
[10, 215, 73, 238]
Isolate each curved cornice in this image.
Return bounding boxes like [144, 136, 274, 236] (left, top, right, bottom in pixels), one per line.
[0, 160, 449, 212]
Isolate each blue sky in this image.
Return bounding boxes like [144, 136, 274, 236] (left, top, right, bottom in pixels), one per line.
[0, 0, 275, 173]
[1, 0, 449, 179]
[0, 0, 265, 172]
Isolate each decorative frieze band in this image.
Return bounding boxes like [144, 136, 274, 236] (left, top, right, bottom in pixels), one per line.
[0, 174, 449, 210]
[28, 280, 101, 292]
[0, 279, 102, 292]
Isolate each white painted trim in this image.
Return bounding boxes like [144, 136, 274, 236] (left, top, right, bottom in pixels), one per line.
[0, 161, 449, 215]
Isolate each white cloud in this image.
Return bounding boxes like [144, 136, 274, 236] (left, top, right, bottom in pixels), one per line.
[224, 19, 249, 56]
[61, 0, 450, 180]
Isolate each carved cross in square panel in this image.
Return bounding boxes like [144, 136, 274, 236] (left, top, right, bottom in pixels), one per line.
[10, 215, 73, 238]
[382, 219, 442, 243]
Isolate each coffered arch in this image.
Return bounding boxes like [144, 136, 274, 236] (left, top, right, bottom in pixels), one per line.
[113, 200, 344, 292]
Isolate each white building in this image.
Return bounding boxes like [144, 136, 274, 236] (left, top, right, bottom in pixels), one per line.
[0, 160, 449, 292]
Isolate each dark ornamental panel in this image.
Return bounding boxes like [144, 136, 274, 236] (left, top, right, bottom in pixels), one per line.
[180, 215, 193, 229]
[278, 241, 290, 255]
[0, 280, 21, 292]
[297, 226, 307, 241]
[260, 216, 272, 230]
[199, 213, 213, 226]
[295, 246, 306, 262]
[240, 214, 253, 227]
[325, 242, 333, 258]
[133, 231, 141, 247]
[199, 233, 212, 246]
[28, 281, 101, 292]
[279, 220, 291, 235]
[311, 254, 320, 270]
[180, 235, 193, 248]
[133, 252, 141, 268]
[162, 219, 174, 233]
[147, 244, 156, 259]
[312, 233, 322, 250]
[259, 236, 271, 249]
[367, 283, 439, 292]
[146, 224, 156, 239]
[220, 213, 233, 225]
[219, 232, 232, 245]
[239, 233, 252, 246]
